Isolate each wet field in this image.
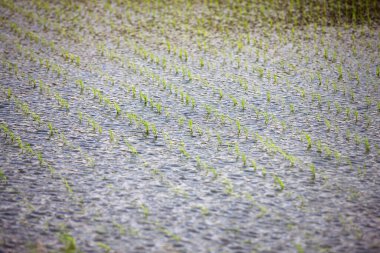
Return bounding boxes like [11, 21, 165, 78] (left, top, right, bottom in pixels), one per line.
[0, 0, 379, 252]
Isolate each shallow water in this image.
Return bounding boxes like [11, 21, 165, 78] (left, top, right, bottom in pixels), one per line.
[0, 0, 379, 252]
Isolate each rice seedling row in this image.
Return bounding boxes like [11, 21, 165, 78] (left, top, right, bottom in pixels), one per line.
[0, 22, 288, 231]
[2, 0, 378, 206]
[3, 0, 378, 167]
[0, 15, 300, 200]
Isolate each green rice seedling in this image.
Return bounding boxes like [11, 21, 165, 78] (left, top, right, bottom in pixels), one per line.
[15, 136, 24, 150]
[161, 57, 167, 69]
[324, 118, 331, 131]
[324, 48, 328, 59]
[338, 64, 343, 80]
[230, 96, 238, 106]
[206, 165, 218, 178]
[355, 72, 360, 85]
[241, 98, 246, 111]
[334, 151, 341, 162]
[365, 96, 372, 107]
[75, 56, 80, 66]
[243, 127, 249, 140]
[0, 168, 6, 183]
[289, 104, 295, 113]
[114, 102, 121, 117]
[316, 94, 322, 107]
[155, 222, 182, 242]
[185, 94, 191, 106]
[222, 178, 234, 195]
[263, 112, 270, 125]
[166, 41, 171, 53]
[218, 89, 223, 100]
[191, 98, 196, 109]
[317, 72, 322, 86]
[345, 108, 351, 120]
[97, 242, 111, 253]
[310, 163, 316, 180]
[354, 134, 361, 145]
[353, 110, 359, 122]
[140, 204, 149, 219]
[266, 91, 271, 102]
[28, 76, 37, 88]
[237, 39, 243, 52]
[123, 138, 138, 155]
[78, 111, 83, 124]
[273, 175, 285, 191]
[62, 177, 73, 193]
[187, 70, 192, 80]
[109, 130, 115, 143]
[299, 88, 306, 99]
[364, 138, 370, 153]
[376, 66, 380, 77]
[151, 124, 158, 139]
[178, 116, 185, 127]
[179, 141, 190, 158]
[140, 92, 148, 106]
[142, 121, 149, 136]
[364, 114, 371, 128]
[48, 122, 54, 137]
[261, 167, 267, 177]
[6, 88, 12, 99]
[258, 67, 264, 78]
[216, 133, 222, 147]
[131, 86, 136, 98]
[346, 128, 351, 140]
[112, 221, 126, 236]
[350, 89, 355, 101]
[155, 103, 162, 114]
[334, 102, 342, 114]
[188, 119, 193, 136]
[59, 233, 77, 253]
[200, 58, 204, 68]
[241, 153, 247, 167]
[295, 243, 305, 253]
[37, 152, 43, 166]
[197, 205, 210, 216]
[205, 105, 212, 118]
[236, 120, 241, 136]
[9, 131, 15, 143]
[324, 145, 332, 158]
[273, 74, 278, 84]
[305, 134, 312, 150]
[195, 156, 202, 168]
[196, 126, 203, 136]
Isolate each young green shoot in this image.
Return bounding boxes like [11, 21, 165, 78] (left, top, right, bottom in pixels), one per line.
[241, 98, 247, 111]
[0, 168, 7, 183]
[364, 138, 370, 153]
[236, 120, 241, 136]
[274, 175, 285, 191]
[140, 204, 149, 219]
[114, 102, 121, 117]
[310, 163, 316, 181]
[109, 130, 115, 143]
[97, 242, 111, 253]
[188, 119, 193, 136]
[305, 134, 312, 150]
